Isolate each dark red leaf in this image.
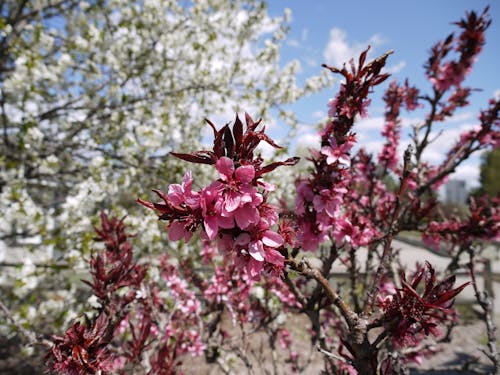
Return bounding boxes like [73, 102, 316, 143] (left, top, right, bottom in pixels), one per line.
[170, 151, 215, 165]
[433, 281, 470, 306]
[358, 46, 370, 69]
[245, 112, 256, 131]
[213, 124, 227, 157]
[233, 114, 244, 151]
[224, 125, 234, 158]
[204, 118, 218, 138]
[258, 157, 300, 176]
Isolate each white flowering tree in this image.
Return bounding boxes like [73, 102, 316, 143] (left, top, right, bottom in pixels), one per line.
[0, 0, 331, 368]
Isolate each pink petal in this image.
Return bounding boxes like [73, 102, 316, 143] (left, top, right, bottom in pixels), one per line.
[167, 184, 184, 206]
[217, 234, 233, 255]
[224, 191, 241, 213]
[320, 146, 334, 159]
[338, 154, 351, 167]
[216, 157, 234, 180]
[169, 221, 187, 241]
[204, 216, 218, 240]
[258, 180, 275, 191]
[235, 205, 260, 229]
[185, 193, 200, 209]
[249, 241, 264, 262]
[235, 233, 251, 245]
[217, 215, 234, 229]
[262, 230, 284, 248]
[251, 192, 264, 205]
[265, 248, 284, 266]
[182, 171, 193, 191]
[235, 165, 255, 184]
[247, 257, 263, 279]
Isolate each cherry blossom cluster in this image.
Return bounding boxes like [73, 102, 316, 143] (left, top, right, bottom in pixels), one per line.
[295, 49, 391, 251]
[445, 99, 500, 158]
[423, 196, 500, 252]
[138, 114, 299, 279]
[426, 98, 500, 193]
[378, 80, 419, 171]
[426, 7, 490, 92]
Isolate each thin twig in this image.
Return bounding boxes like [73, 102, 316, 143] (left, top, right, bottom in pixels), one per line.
[468, 247, 500, 374]
[0, 299, 52, 348]
[363, 145, 413, 315]
[317, 345, 354, 365]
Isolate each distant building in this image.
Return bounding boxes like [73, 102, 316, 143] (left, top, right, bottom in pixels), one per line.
[445, 179, 468, 205]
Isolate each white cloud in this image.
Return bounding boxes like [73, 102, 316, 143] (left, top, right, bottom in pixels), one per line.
[287, 39, 300, 48]
[294, 132, 320, 155]
[304, 57, 318, 67]
[417, 127, 461, 163]
[450, 163, 480, 188]
[311, 110, 326, 119]
[292, 122, 321, 154]
[301, 28, 309, 42]
[323, 28, 385, 67]
[255, 141, 277, 159]
[494, 89, 500, 100]
[356, 116, 384, 131]
[358, 139, 385, 155]
[356, 115, 420, 132]
[415, 120, 477, 164]
[447, 111, 474, 123]
[385, 61, 406, 74]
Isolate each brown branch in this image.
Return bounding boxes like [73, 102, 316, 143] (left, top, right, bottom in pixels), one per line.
[0, 261, 69, 269]
[286, 258, 358, 333]
[414, 89, 443, 165]
[348, 246, 360, 312]
[283, 273, 307, 309]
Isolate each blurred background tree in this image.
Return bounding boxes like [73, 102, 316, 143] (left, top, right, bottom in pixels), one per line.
[478, 148, 500, 197]
[0, 1, 331, 369]
[0, 0, 331, 256]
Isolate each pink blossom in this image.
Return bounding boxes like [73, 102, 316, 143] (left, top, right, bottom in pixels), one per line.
[313, 188, 343, 217]
[321, 138, 354, 167]
[167, 171, 200, 209]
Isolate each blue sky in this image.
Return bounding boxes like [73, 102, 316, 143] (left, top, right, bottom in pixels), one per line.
[265, 1, 500, 188]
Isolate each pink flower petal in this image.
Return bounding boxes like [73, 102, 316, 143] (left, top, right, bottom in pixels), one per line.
[235, 233, 251, 245]
[338, 154, 351, 167]
[247, 257, 263, 279]
[217, 215, 234, 229]
[235, 165, 255, 184]
[204, 216, 218, 240]
[216, 157, 234, 180]
[235, 205, 260, 229]
[265, 248, 284, 266]
[258, 180, 276, 191]
[249, 241, 264, 262]
[167, 184, 184, 206]
[224, 191, 241, 213]
[182, 171, 193, 190]
[169, 221, 188, 241]
[262, 230, 284, 248]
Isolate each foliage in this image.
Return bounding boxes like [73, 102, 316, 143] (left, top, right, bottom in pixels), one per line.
[479, 148, 500, 196]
